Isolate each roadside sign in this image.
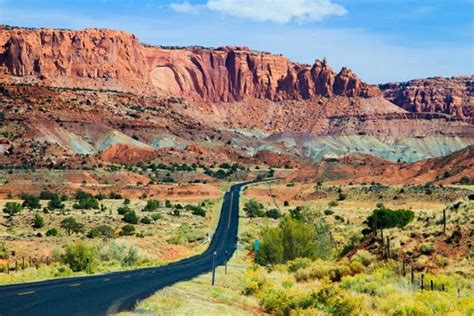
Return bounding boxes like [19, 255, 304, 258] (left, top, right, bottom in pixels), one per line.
[254, 239, 260, 252]
[254, 240, 260, 264]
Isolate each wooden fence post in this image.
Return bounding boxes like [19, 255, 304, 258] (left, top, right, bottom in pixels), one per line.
[443, 209, 446, 234]
[386, 236, 391, 258]
[411, 266, 414, 284]
[421, 274, 424, 290]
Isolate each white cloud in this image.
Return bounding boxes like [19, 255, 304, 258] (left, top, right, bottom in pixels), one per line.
[169, 1, 202, 14]
[206, 0, 347, 23]
[169, 0, 347, 23]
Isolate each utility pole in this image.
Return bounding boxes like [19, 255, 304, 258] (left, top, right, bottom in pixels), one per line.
[211, 251, 217, 286]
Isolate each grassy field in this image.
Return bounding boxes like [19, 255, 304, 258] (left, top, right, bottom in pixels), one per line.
[0, 180, 232, 284]
[120, 181, 473, 315]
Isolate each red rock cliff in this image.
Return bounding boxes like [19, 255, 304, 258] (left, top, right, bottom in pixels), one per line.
[381, 76, 473, 122]
[0, 26, 148, 91]
[0, 26, 381, 102]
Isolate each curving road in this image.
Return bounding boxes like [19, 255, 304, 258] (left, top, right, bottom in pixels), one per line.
[0, 181, 249, 316]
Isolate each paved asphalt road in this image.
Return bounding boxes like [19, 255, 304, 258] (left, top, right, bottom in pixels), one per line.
[0, 181, 250, 316]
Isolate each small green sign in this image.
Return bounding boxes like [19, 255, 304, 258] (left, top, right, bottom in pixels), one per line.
[254, 239, 260, 252]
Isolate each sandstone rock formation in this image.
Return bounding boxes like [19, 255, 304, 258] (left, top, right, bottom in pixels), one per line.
[0, 26, 381, 102]
[381, 76, 473, 122]
[0, 26, 148, 91]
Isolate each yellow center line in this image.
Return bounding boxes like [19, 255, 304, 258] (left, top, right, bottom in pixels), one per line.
[17, 291, 35, 296]
[69, 283, 81, 287]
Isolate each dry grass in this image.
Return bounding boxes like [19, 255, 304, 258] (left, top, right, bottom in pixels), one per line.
[0, 182, 233, 284]
[120, 181, 473, 315]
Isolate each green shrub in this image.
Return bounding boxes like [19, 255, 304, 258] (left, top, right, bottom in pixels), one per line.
[143, 199, 160, 212]
[365, 207, 414, 231]
[87, 225, 114, 239]
[289, 207, 304, 221]
[141, 216, 152, 224]
[61, 241, 99, 272]
[123, 245, 138, 266]
[265, 208, 282, 219]
[117, 206, 132, 215]
[0, 242, 9, 259]
[172, 209, 181, 217]
[46, 228, 59, 237]
[108, 192, 123, 199]
[3, 202, 22, 218]
[120, 224, 135, 236]
[21, 193, 41, 210]
[351, 250, 374, 267]
[39, 190, 56, 200]
[312, 286, 365, 316]
[161, 176, 176, 183]
[151, 213, 162, 221]
[260, 217, 332, 265]
[287, 257, 312, 272]
[324, 209, 334, 215]
[244, 199, 265, 218]
[60, 217, 84, 235]
[459, 176, 472, 185]
[122, 211, 139, 224]
[241, 268, 268, 295]
[259, 288, 291, 314]
[73, 197, 99, 210]
[419, 243, 433, 255]
[337, 193, 347, 201]
[48, 195, 65, 210]
[185, 204, 206, 217]
[33, 213, 44, 228]
[75, 190, 94, 200]
[295, 260, 353, 282]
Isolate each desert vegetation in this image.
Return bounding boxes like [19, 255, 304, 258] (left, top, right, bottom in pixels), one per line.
[124, 181, 473, 315]
[0, 183, 227, 284]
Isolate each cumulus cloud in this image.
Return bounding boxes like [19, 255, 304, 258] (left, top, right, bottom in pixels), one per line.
[170, 0, 347, 23]
[169, 1, 202, 14]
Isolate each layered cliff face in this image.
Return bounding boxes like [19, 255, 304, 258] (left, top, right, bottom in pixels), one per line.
[381, 76, 473, 122]
[0, 26, 149, 91]
[0, 26, 380, 102]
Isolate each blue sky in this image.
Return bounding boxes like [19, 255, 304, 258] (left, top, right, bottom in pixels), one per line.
[0, 0, 472, 83]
